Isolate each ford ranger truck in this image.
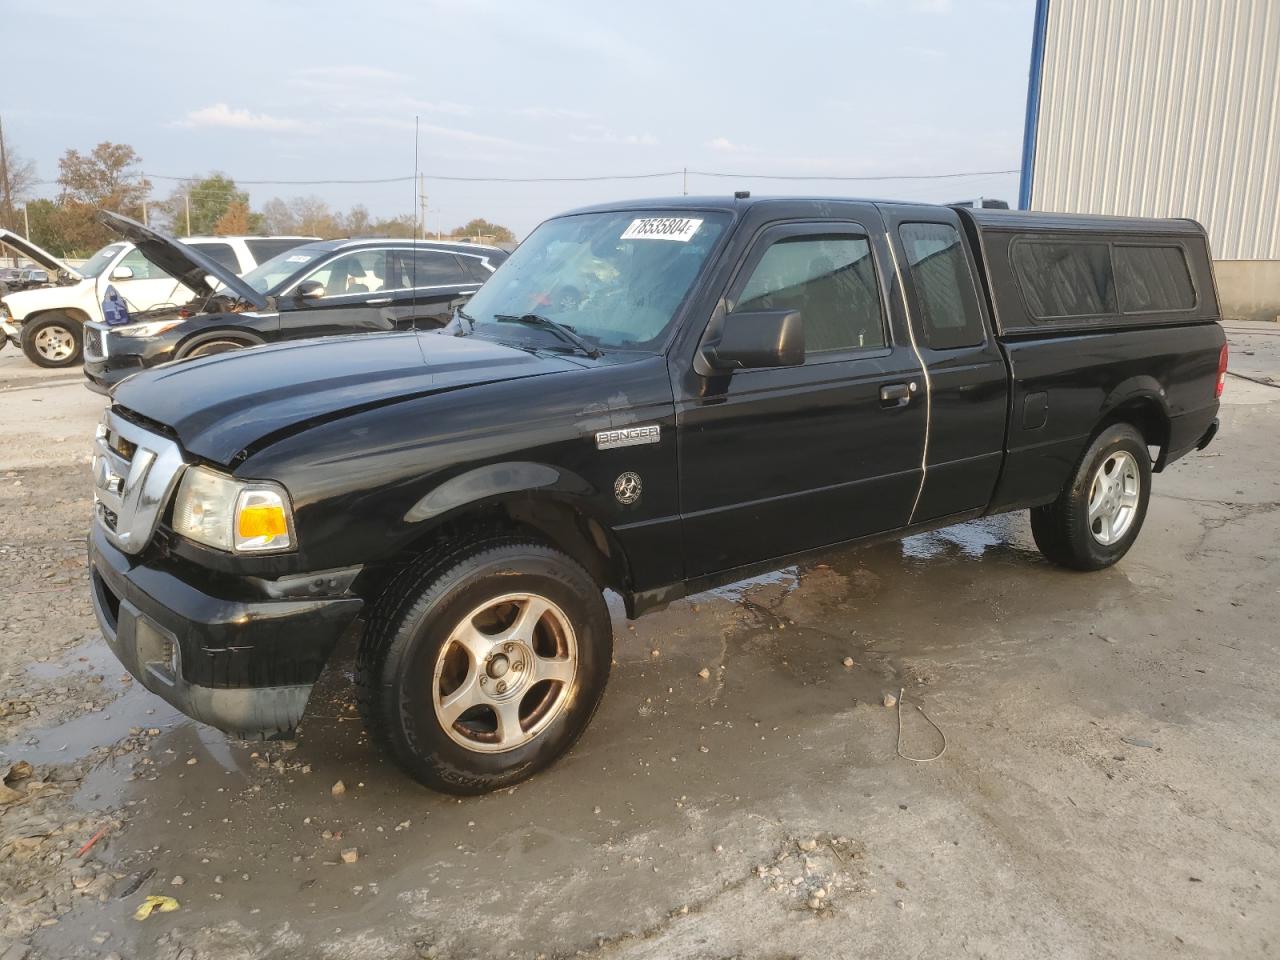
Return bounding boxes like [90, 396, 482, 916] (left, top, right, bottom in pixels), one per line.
[87, 197, 1225, 794]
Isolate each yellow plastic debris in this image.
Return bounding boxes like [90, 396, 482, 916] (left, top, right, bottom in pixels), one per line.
[133, 895, 180, 920]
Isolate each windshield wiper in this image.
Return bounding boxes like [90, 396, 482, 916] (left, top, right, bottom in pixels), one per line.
[493, 313, 601, 358]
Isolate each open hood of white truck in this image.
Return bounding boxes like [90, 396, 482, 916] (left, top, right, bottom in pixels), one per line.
[0, 230, 82, 279]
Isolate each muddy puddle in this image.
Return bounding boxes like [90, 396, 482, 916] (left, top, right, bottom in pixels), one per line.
[15, 515, 1154, 959]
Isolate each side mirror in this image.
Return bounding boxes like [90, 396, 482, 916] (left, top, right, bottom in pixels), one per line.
[295, 280, 325, 301]
[703, 309, 804, 371]
[109, 266, 134, 281]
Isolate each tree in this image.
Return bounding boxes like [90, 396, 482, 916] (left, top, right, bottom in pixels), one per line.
[53, 142, 151, 253]
[451, 218, 514, 243]
[23, 199, 61, 254]
[213, 200, 253, 236]
[164, 172, 255, 236]
[289, 196, 342, 238]
[260, 197, 297, 235]
[258, 197, 417, 239]
[340, 204, 373, 236]
[0, 118, 38, 236]
[58, 142, 149, 213]
[365, 212, 416, 239]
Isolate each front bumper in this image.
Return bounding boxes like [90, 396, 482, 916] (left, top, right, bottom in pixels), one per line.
[88, 524, 363, 739]
[83, 325, 181, 392]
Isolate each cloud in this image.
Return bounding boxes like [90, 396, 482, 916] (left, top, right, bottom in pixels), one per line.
[176, 103, 309, 132]
[347, 117, 537, 151]
[910, 0, 952, 11]
[899, 45, 947, 60]
[290, 65, 412, 89]
[569, 125, 658, 146]
[707, 136, 751, 153]
[512, 105, 595, 121]
[400, 98, 472, 117]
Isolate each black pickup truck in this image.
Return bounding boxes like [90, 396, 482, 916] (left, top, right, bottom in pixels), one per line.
[87, 195, 1226, 793]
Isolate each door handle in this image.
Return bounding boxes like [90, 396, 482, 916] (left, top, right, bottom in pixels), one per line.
[367, 297, 393, 305]
[879, 382, 916, 408]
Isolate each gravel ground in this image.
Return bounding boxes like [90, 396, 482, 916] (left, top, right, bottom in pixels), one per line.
[0, 326, 1277, 960]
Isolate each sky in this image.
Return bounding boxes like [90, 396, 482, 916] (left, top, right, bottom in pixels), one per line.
[3, 0, 1036, 238]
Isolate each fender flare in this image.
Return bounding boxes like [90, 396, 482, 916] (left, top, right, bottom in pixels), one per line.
[404, 461, 595, 523]
[26, 307, 91, 328]
[1099, 375, 1170, 417]
[1097, 375, 1172, 462]
[174, 327, 267, 360]
[401, 460, 634, 591]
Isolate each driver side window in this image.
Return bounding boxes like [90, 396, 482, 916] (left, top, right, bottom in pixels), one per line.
[116, 248, 171, 281]
[736, 235, 885, 357]
[302, 250, 387, 297]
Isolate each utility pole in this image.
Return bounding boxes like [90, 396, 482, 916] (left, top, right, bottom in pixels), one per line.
[22, 204, 30, 239]
[184, 192, 191, 236]
[142, 198, 148, 227]
[0, 115, 14, 231]
[682, 167, 688, 196]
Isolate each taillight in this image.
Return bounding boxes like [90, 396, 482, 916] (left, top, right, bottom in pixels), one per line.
[1215, 342, 1228, 398]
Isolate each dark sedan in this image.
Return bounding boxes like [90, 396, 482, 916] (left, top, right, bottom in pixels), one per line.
[83, 214, 507, 394]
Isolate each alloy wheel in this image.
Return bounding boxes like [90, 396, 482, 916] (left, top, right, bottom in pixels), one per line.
[431, 592, 578, 753]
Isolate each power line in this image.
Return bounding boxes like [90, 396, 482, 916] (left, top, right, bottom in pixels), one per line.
[688, 168, 1019, 182]
[136, 167, 1018, 186]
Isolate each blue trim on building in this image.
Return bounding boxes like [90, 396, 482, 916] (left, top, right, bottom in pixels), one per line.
[1018, 0, 1051, 210]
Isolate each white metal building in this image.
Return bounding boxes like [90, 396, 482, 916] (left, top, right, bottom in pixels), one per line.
[1020, 0, 1280, 320]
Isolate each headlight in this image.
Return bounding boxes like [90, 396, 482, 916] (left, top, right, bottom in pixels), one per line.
[173, 466, 295, 553]
[114, 319, 183, 338]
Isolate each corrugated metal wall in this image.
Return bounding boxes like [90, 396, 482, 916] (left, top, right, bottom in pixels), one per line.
[1030, 0, 1280, 260]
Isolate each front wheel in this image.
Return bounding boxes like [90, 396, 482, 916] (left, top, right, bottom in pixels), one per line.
[21, 313, 83, 367]
[357, 539, 613, 794]
[1031, 423, 1152, 570]
[176, 337, 252, 361]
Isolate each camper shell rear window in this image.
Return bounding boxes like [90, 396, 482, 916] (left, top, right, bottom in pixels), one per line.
[955, 210, 1218, 337]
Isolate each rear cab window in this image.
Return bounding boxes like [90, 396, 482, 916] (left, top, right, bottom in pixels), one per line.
[898, 222, 985, 348]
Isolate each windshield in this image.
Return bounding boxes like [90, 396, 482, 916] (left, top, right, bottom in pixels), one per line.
[462, 210, 730, 351]
[239, 243, 331, 294]
[78, 244, 128, 279]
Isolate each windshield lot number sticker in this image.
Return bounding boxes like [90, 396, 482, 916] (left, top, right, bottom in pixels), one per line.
[621, 218, 703, 242]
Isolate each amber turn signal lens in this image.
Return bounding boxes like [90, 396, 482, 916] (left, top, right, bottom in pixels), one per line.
[237, 504, 288, 540]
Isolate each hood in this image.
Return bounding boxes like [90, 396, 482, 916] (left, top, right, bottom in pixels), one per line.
[97, 211, 268, 309]
[111, 331, 579, 464]
[0, 230, 81, 278]
[1, 279, 93, 320]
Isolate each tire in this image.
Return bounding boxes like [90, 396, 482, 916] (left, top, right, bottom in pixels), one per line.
[1030, 423, 1152, 571]
[176, 337, 251, 361]
[358, 538, 613, 794]
[21, 313, 82, 367]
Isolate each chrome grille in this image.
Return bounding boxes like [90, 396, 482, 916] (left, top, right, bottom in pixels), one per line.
[84, 323, 108, 361]
[91, 411, 186, 554]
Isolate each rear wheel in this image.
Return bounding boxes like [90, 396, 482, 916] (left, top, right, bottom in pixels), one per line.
[357, 539, 612, 794]
[1031, 423, 1151, 570]
[21, 313, 82, 367]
